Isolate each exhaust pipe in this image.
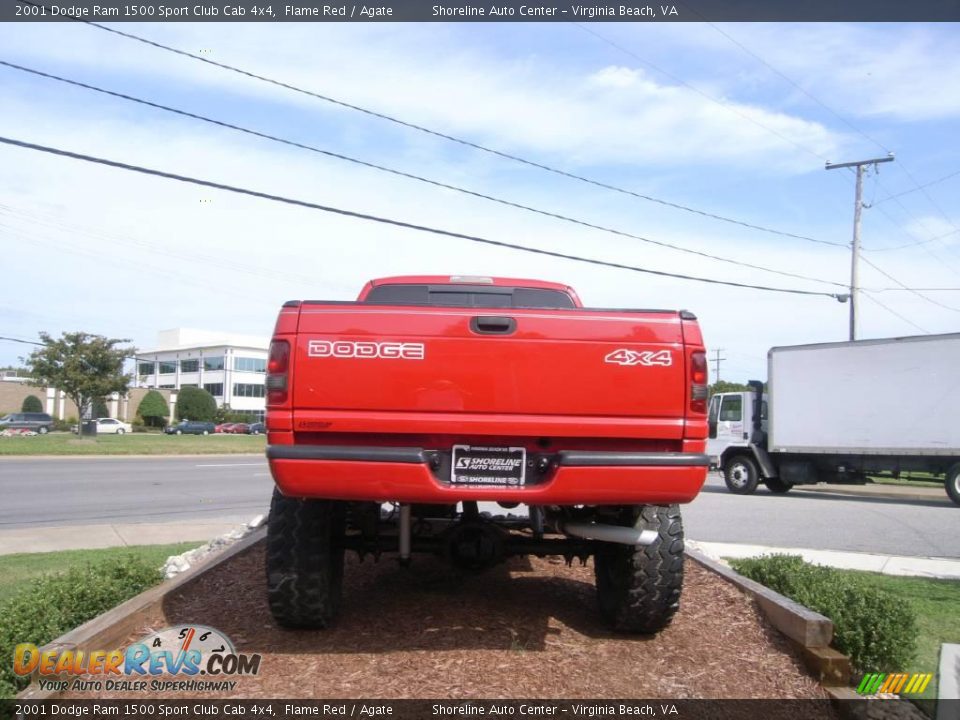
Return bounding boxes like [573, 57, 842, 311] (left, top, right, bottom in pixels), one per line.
[562, 521, 658, 546]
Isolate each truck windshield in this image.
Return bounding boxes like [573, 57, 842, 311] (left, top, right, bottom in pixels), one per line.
[364, 284, 576, 309]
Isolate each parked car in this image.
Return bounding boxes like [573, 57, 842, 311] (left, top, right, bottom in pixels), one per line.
[0, 412, 53, 434]
[71, 418, 131, 435]
[164, 420, 216, 436]
[248, 422, 265, 435]
[92, 418, 133, 435]
[215, 423, 231, 433]
[228, 423, 250, 434]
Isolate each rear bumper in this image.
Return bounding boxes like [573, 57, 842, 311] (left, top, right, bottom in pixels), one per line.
[267, 446, 709, 505]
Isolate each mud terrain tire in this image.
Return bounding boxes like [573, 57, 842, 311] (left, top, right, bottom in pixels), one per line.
[266, 488, 346, 628]
[594, 504, 684, 634]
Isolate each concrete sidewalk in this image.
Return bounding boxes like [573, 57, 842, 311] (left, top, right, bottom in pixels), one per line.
[688, 539, 960, 580]
[0, 516, 254, 555]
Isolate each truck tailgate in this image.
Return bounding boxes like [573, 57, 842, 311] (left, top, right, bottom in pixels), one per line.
[289, 304, 687, 438]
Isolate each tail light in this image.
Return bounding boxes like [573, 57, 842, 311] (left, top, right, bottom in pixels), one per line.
[690, 350, 708, 414]
[266, 339, 290, 406]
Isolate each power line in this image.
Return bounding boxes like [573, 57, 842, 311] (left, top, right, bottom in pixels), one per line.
[873, 168, 960, 205]
[891, 162, 960, 242]
[860, 293, 930, 334]
[0, 203, 356, 295]
[26, 8, 847, 249]
[701, 22, 892, 156]
[870, 176, 960, 267]
[690, 20, 960, 266]
[0, 134, 847, 299]
[574, 22, 832, 165]
[865, 228, 960, 252]
[0, 334, 150, 364]
[0, 59, 849, 289]
[860, 255, 960, 313]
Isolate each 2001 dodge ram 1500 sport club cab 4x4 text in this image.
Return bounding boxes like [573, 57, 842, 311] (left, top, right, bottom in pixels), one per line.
[265, 275, 709, 633]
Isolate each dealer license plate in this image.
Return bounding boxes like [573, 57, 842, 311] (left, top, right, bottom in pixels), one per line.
[450, 445, 526, 487]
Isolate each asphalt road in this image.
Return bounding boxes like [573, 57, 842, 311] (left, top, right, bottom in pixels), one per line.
[684, 473, 958, 559]
[1, 457, 956, 558]
[0, 456, 272, 528]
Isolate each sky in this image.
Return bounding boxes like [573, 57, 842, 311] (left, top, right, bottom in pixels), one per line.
[1, 21, 958, 382]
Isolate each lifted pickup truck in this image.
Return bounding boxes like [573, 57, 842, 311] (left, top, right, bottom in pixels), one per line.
[265, 276, 709, 633]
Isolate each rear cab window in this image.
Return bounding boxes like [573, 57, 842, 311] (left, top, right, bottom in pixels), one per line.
[363, 284, 576, 309]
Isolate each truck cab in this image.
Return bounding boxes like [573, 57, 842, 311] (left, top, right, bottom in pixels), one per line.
[706, 390, 766, 467]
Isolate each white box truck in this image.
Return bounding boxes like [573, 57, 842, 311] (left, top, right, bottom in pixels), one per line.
[707, 333, 960, 505]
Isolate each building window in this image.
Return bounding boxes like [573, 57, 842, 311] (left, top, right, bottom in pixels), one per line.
[203, 383, 224, 397]
[234, 357, 266, 373]
[203, 356, 224, 371]
[158, 362, 177, 375]
[181, 359, 199, 373]
[138, 362, 155, 376]
[159, 384, 175, 389]
[233, 383, 266, 398]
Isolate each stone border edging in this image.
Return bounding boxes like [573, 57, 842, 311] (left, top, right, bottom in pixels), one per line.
[686, 548, 852, 687]
[16, 527, 267, 700]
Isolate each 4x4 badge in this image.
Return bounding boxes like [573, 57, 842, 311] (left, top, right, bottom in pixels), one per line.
[605, 349, 672, 367]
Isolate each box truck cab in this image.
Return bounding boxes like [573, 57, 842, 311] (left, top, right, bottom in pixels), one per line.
[710, 335, 960, 506]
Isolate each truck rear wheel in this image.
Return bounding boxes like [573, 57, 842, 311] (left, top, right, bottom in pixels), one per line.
[724, 455, 760, 494]
[265, 488, 346, 628]
[763, 477, 793, 494]
[946, 463, 960, 506]
[594, 504, 684, 634]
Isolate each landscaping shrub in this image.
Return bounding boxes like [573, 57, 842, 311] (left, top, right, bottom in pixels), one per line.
[0, 556, 161, 697]
[131, 418, 161, 433]
[20, 395, 43, 413]
[215, 405, 254, 424]
[53, 417, 76, 432]
[730, 555, 917, 674]
[175, 387, 217, 422]
[136, 390, 169, 428]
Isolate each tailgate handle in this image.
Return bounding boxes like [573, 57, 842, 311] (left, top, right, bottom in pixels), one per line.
[470, 316, 516, 335]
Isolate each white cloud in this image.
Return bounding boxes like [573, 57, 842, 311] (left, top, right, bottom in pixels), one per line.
[711, 24, 960, 123]
[0, 23, 842, 171]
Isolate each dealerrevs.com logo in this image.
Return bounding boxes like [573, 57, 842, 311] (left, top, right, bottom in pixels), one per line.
[14, 625, 261, 693]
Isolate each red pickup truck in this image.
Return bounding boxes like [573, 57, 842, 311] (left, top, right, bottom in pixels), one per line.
[265, 276, 709, 633]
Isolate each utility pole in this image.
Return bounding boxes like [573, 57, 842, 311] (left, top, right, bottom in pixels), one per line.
[825, 154, 894, 341]
[711, 348, 726, 382]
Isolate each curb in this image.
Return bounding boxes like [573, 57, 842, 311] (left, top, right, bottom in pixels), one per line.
[791, 485, 946, 504]
[16, 527, 267, 700]
[686, 548, 852, 687]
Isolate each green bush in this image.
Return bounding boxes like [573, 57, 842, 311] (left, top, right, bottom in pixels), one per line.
[730, 555, 917, 673]
[175, 387, 217, 422]
[215, 404, 253, 424]
[20, 395, 43, 413]
[0, 556, 161, 698]
[52, 418, 74, 432]
[136, 390, 169, 427]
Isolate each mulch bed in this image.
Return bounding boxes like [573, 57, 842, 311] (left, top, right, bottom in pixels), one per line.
[64, 542, 833, 702]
